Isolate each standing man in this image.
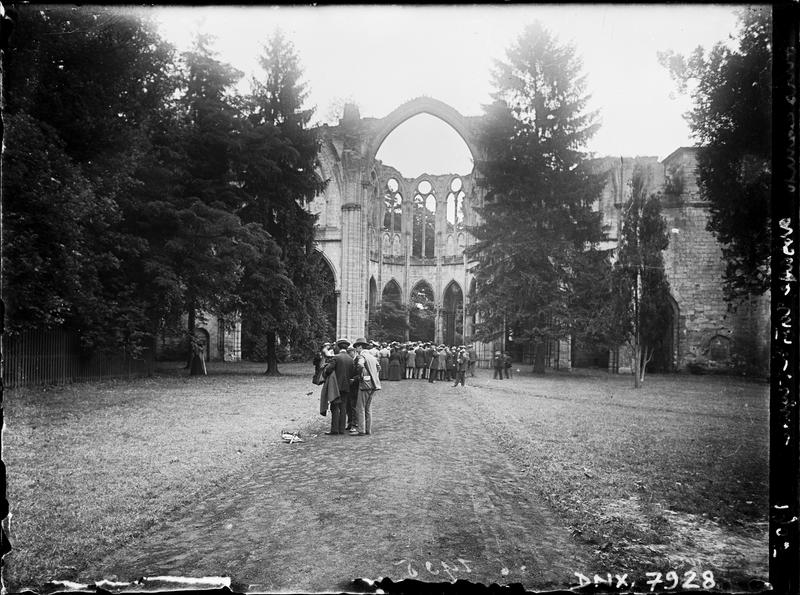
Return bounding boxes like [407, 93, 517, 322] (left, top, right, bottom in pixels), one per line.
[414, 343, 426, 379]
[324, 339, 355, 434]
[405, 343, 416, 379]
[467, 344, 478, 377]
[453, 346, 469, 387]
[352, 338, 381, 435]
[492, 350, 505, 380]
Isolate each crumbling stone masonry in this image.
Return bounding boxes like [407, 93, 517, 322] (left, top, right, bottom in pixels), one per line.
[308, 99, 768, 374]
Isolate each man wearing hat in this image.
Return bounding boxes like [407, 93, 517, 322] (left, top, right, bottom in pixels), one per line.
[467, 344, 477, 377]
[352, 338, 381, 435]
[492, 350, 505, 380]
[323, 339, 355, 434]
[453, 346, 470, 387]
[414, 343, 426, 380]
[423, 342, 434, 380]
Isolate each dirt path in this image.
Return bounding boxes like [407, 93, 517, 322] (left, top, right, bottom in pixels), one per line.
[94, 378, 594, 591]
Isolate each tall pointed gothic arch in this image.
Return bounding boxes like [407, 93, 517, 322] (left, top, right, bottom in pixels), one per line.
[409, 280, 435, 342]
[442, 280, 464, 345]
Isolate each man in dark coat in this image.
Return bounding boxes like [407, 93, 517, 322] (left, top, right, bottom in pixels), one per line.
[492, 350, 505, 380]
[423, 343, 435, 380]
[324, 339, 355, 434]
[414, 344, 426, 379]
[453, 346, 470, 387]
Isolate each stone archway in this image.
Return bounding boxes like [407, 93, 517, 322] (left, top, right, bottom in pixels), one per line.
[442, 280, 464, 345]
[409, 280, 435, 342]
[310, 250, 337, 340]
[364, 97, 481, 171]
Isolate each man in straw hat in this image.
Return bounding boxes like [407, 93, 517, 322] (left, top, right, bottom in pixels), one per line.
[352, 337, 381, 435]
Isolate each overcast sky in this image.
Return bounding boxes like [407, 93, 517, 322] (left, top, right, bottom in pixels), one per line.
[154, 4, 747, 176]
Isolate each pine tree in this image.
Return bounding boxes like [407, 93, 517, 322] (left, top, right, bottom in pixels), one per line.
[168, 33, 287, 372]
[238, 30, 327, 375]
[467, 22, 606, 373]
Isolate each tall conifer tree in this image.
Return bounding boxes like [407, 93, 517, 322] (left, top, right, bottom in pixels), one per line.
[468, 22, 606, 372]
[238, 30, 327, 374]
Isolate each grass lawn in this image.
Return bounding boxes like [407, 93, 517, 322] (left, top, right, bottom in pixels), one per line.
[3, 361, 324, 590]
[471, 369, 769, 589]
[3, 363, 769, 591]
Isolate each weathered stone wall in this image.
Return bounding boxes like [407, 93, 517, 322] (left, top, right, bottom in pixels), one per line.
[310, 102, 769, 375]
[586, 148, 769, 374]
[156, 313, 241, 362]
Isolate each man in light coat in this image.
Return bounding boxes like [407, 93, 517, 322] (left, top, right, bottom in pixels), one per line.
[352, 338, 382, 435]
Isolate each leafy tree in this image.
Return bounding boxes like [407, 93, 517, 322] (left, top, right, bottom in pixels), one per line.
[659, 7, 771, 300]
[4, 5, 175, 167]
[2, 113, 104, 332]
[238, 30, 327, 375]
[408, 286, 435, 342]
[610, 167, 672, 387]
[368, 301, 409, 343]
[467, 21, 606, 373]
[2, 5, 178, 353]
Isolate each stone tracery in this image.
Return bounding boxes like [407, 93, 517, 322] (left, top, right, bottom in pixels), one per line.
[310, 98, 769, 372]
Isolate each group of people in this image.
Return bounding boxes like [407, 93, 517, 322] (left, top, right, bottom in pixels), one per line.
[369, 341, 478, 385]
[492, 350, 515, 379]
[313, 339, 516, 436]
[314, 337, 382, 437]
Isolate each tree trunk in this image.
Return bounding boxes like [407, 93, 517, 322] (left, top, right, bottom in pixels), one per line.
[185, 305, 196, 370]
[264, 329, 281, 376]
[632, 341, 642, 388]
[640, 346, 654, 384]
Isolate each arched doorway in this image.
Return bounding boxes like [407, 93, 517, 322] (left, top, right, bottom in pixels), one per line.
[369, 279, 406, 342]
[194, 328, 210, 362]
[443, 281, 464, 345]
[382, 279, 402, 306]
[409, 280, 435, 342]
[651, 293, 679, 372]
[309, 250, 337, 340]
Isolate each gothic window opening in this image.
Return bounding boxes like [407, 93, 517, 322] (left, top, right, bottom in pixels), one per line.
[372, 279, 406, 342]
[446, 176, 465, 233]
[383, 178, 403, 233]
[413, 179, 436, 258]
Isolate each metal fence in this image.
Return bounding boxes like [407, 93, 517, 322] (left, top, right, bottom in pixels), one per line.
[2, 329, 154, 388]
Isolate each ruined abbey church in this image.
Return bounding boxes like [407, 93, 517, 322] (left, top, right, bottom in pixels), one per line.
[303, 97, 769, 373]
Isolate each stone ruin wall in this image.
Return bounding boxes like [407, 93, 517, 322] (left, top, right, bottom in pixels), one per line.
[310, 101, 770, 375]
[594, 149, 770, 374]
